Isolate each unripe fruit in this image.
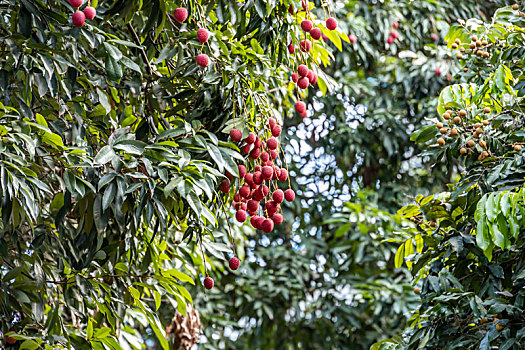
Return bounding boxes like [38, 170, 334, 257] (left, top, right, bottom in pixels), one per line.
[229, 129, 242, 141]
[440, 127, 448, 134]
[454, 116, 462, 124]
[310, 27, 322, 40]
[476, 49, 483, 56]
[481, 151, 489, 158]
[288, 42, 295, 54]
[301, 20, 313, 32]
[476, 127, 483, 135]
[469, 43, 476, 49]
[292, 73, 299, 83]
[273, 213, 284, 225]
[236, 210, 247, 222]
[295, 101, 306, 114]
[174, 8, 188, 22]
[456, 53, 463, 59]
[197, 28, 209, 43]
[476, 40, 482, 47]
[284, 189, 295, 201]
[515, 145, 522, 152]
[272, 125, 282, 137]
[437, 138, 445, 147]
[443, 112, 451, 120]
[261, 218, 274, 233]
[483, 51, 490, 58]
[459, 110, 467, 117]
[451, 43, 458, 49]
[479, 140, 486, 148]
[84, 7, 96, 19]
[484, 107, 491, 114]
[483, 120, 489, 126]
[298, 77, 309, 89]
[238, 164, 246, 178]
[450, 128, 458, 136]
[414, 287, 421, 295]
[219, 179, 230, 193]
[273, 189, 284, 203]
[262, 166, 273, 180]
[229, 257, 240, 270]
[460, 148, 467, 154]
[203, 276, 214, 289]
[69, 0, 84, 7]
[455, 39, 461, 44]
[513, 4, 519, 10]
[278, 169, 288, 182]
[349, 34, 357, 43]
[266, 138, 278, 150]
[326, 17, 337, 30]
[436, 122, 443, 129]
[482, 40, 488, 46]
[245, 132, 256, 144]
[72, 11, 86, 27]
[298, 64, 309, 77]
[196, 54, 209, 67]
[300, 39, 311, 52]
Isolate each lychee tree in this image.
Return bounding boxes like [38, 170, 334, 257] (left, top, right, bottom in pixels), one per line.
[0, 0, 347, 348]
[374, 3, 525, 349]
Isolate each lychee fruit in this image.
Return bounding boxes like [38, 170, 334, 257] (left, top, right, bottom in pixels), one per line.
[253, 216, 264, 229]
[254, 137, 262, 148]
[272, 213, 284, 225]
[387, 36, 394, 44]
[322, 34, 328, 41]
[310, 27, 322, 40]
[219, 179, 230, 193]
[250, 215, 259, 227]
[269, 118, 277, 129]
[69, 0, 83, 8]
[284, 189, 295, 201]
[196, 54, 209, 67]
[197, 28, 209, 43]
[247, 200, 259, 212]
[84, 7, 96, 19]
[261, 151, 270, 162]
[300, 111, 307, 118]
[72, 10, 86, 27]
[253, 171, 263, 185]
[203, 276, 214, 289]
[390, 30, 399, 39]
[5, 334, 17, 344]
[239, 185, 251, 198]
[261, 218, 274, 233]
[431, 33, 439, 42]
[278, 169, 288, 181]
[349, 34, 357, 43]
[273, 166, 281, 179]
[261, 185, 270, 197]
[273, 189, 284, 203]
[242, 143, 251, 154]
[301, 20, 313, 32]
[266, 138, 278, 150]
[295, 101, 306, 114]
[236, 165, 246, 179]
[272, 125, 282, 137]
[300, 40, 312, 52]
[298, 77, 309, 89]
[326, 17, 337, 30]
[245, 132, 256, 144]
[270, 149, 278, 159]
[298, 64, 309, 77]
[236, 210, 247, 222]
[288, 43, 295, 54]
[292, 73, 299, 83]
[393, 21, 399, 28]
[245, 173, 254, 185]
[262, 166, 274, 180]
[229, 257, 240, 270]
[435, 68, 441, 76]
[229, 129, 242, 141]
[174, 8, 188, 22]
[249, 147, 261, 159]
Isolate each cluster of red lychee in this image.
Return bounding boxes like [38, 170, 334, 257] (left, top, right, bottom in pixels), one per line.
[173, 8, 211, 68]
[69, 0, 96, 28]
[387, 21, 400, 44]
[290, 1, 338, 119]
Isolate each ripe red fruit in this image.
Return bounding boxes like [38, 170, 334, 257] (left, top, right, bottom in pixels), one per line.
[72, 11, 86, 27]
[349, 34, 357, 43]
[5, 334, 17, 344]
[273, 189, 284, 203]
[254, 137, 262, 148]
[309, 72, 317, 85]
[174, 8, 188, 22]
[204, 276, 214, 289]
[270, 149, 278, 159]
[295, 101, 306, 114]
[250, 215, 259, 227]
[248, 209, 257, 216]
[254, 215, 264, 229]
[322, 34, 328, 41]
[278, 169, 288, 181]
[431, 33, 439, 42]
[245, 132, 256, 144]
[229, 257, 240, 270]
[310, 27, 322, 40]
[261, 185, 270, 197]
[69, 0, 83, 8]
[84, 7, 96, 20]
[253, 171, 263, 185]
[261, 218, 274, 233]
[435, 68, 441, 76]
[292, 73, 299, 83]
[391, 30, 399, 39]
[245, 173, 254, 185]
[307, 70, 314, 82]
[284, 189, 295, 201]
[239, 185, 251, 198]
[393, 21, 399, 28]
[269, 118, 277, 129]
[238, 164, 246, 178]
[196, 54, 209, 67]
[249, 147, 261, 159]
[197, 28, 209, 43]
[387, 36, 394, 44]
[247, 200, 259, 212]
[229, 129, 242, 141]
[300, 111, 307, 118]
[234, 193, 240, 202]
[326, 17, 337, 30]
[236, 209, 247, 222]
[272, 125, 282, 137]
[301, 20, 313, 32]
[298, 64, 309, 77]
[273, 166, 281, 179]
[288, 42, 295, 54]
[266, 138, 278, 150]
[298, 77, 309, 89]
[272, 213, 284, 225]
[300, 40, 311, 52]
[219, 179, 230, 193]
[242, 143, 251, 154]
[261, 151, 270, 162]
[262, 166, 274, 180]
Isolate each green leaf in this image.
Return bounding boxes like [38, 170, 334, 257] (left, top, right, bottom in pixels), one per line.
[105, 56, 123, 82]
[94, 146, 116, 165]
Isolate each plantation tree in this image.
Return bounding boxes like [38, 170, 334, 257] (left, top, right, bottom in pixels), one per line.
[0, 0, 347, 348]
[375, 3, 525, 349]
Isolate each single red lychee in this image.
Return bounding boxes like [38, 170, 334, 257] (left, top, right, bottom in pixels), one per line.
[261, 184, 270, 197]
[301, 20, 313, 32]
[261, 218, 274, 233]
[272, 213, 284, 225]
[250, 215, 259, 227]
[5, 334, 17, 344]
[273, 189, 284, 203]
[229, 257, 240, 270]
[69, 0, 83, 8]
[247, 200, 259, 212]
[245, 173, 254, 185]
[174, 8, 188, 22]
[300, 111, 307, 118]
[266, 138, 278, 150]
[390, 30, 399, 39]
[239, 184, 251, 198]
[245, 132, 256, 144]
[272, 125, 282, 137]
[254, 137, 262, 148]
[270, 149, 278, 159]
[249, 147, 261, 159]
[203, 276, 214, 289]
[278, 169, 288, 181]
[326, 17, 337, 30]
[84, 7, 96, 19]
[349, 34, 357, 43]
[309, 72, 317, 85]
[307, 70, 314, 82]
[242, 143, 251, 154]
[197, 28, 209, 43]
[219, 179, 230, 193]
[236, 209, 247, 222]
[387, 36, 394, 44]
[292, 73, 299, 83]
[310, 27, 322, 40]
[393, 21, 399, 28]
[261, 151, 270, 162]
[254, 216, 264, 229]
[273, 166, 281, 179]
[262, 166, 274, 180]
[298, 64, 309, 77]
[196, 54, 209, 67]
[300, 39, 311, 52]
[298, 77, 309, 89]
[269, 118, 277, 129]
[284, 189, 295, 201]
[435, 68, 441, 76]
[253, 171, 263, 185]
[229, 129, 242, 141]
[431, 33, 439, 42]
[288, 42, 295, 54]
[238, 164, 246, 178]
[295, 101, 306, 114]
[72, 11, 86, 27]
[234, 193, 240, 202]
